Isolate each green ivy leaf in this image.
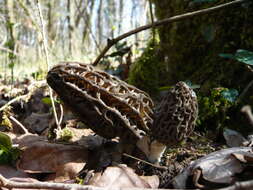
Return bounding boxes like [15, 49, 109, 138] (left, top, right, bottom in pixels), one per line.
[0, 132, 12, 151]
[234, 49, 253, 65]
[221, 89, 239, 103]
[219, 49, 253, 66]
[184, 80, 201, 89]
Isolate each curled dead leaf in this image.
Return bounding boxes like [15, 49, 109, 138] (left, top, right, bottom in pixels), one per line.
[88, 164, 159, 188]
[173, 147, 253, 189]
[17, 141, 88, 182]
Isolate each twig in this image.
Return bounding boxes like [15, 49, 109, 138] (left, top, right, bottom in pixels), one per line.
[92, 0, 247, 66]
[0, 94, 27, 112]
[237, 80, 253, 103]
[58, 104, 64, 126]
[36, 0, 59, 127]
[0, 81, 47, 112]
[123, 153, 167, 170]
[9, 115, 29, 134]
[0, 46, 20, 56]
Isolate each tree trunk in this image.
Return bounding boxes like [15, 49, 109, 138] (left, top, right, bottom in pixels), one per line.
[129, 0, 253, 95]
[4, 0, 16, 84]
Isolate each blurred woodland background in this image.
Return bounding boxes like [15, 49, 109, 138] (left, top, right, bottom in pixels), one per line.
[0, 0, 149, 80]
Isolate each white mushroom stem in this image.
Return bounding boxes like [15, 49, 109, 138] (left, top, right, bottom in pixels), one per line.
[241, 105, 253, 126]
[137, 136, 167, 164]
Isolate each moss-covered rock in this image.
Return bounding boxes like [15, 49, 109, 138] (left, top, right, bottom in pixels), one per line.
[128, 41, 165, 97]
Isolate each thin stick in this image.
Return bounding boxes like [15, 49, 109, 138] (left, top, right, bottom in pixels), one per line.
[9, 116, 29, 134]
[58, 104, 64, 126]
[0, 95, 26, 112]
[36, 0, 59, 127]
[92, 0, 247, 66]
[0, 80, 47, 112]
[123, 153, 167, 170]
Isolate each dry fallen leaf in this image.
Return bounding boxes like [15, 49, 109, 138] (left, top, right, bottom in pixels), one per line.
[173, 147, 253, 189]
[88, 164, 159, 188]
[0, 165, 30, 179]
[17, 140, 88, 182]
[23, 113, 51, 134]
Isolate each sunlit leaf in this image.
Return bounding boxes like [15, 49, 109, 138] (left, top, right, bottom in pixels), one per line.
[158, 86, 172, 91]
[0, 132, 12, 150]
[0, 149, 11, 164]
[219, 49, 253, 66]
[234, 49, 253, 65]
[42, 97, 60, 106]
[221, 89, 239, 102]
[42, 97, 52, 105]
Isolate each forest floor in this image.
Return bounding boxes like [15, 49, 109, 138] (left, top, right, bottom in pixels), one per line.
[0, 78, 253, 190]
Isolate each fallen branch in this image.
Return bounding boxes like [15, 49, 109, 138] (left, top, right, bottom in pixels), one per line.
[0, 174, 100, 190]
[0, 174, 193, 190]
[123, 153, 167, 170]
[92, 0, 247, 66]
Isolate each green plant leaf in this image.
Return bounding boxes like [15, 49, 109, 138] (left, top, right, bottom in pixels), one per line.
[184, 80, 201, 89]
[158, 86, 172, 91]
[234, 49, 253, 65]
[219, 53, 234, 59]
[42, 97, 60, 106]
[221, 89, 239, 103]
[0, 132, 12, 150]
[0, 149, 11, 164]
[219, 49, 253, 66]
[42, 97, 52, 105]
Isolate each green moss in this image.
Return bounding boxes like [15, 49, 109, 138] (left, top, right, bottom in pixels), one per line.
[128, 41, 162, 96]
[58, 127, 73, 142]
[151, 0, 253, 93]
[197, 88, 234, 131]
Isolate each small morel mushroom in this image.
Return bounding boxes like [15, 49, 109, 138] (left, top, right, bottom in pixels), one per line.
[137, 82, 198, 163]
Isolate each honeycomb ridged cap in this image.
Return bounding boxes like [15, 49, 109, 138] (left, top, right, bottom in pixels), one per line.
[151, 82, 198, 146]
